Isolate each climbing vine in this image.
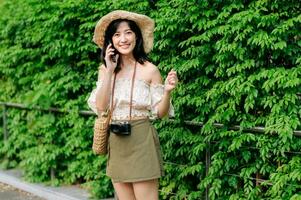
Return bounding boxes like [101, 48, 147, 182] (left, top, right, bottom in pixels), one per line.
[0, 0, 300, 199]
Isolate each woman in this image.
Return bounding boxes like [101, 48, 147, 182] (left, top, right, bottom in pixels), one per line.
[88, 10, 178, 200]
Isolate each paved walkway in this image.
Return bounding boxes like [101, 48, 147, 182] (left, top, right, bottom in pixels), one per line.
[0, 169, 114, 200]
[0, 182, 44, 200]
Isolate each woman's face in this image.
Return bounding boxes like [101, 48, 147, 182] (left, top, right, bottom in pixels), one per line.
[112, 21, 136, 56]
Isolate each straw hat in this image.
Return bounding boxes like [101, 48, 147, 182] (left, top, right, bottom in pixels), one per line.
[93, 10, 155, 53]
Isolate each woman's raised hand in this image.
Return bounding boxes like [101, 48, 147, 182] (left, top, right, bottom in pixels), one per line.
[164, 69, 178, 93]
[104, 43, 119, 73]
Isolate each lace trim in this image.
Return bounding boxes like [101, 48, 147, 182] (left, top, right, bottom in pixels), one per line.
[96, 78, 165, 88]
[87, 78, 174, 119]
[112, 109, 150, 120]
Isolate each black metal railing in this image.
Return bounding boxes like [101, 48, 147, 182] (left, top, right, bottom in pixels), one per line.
[1, 101, 301, 200]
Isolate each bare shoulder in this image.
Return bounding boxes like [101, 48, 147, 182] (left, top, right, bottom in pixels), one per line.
[142, 61, 163, 84]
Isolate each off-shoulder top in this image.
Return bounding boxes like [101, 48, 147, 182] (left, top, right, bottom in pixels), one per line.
[87, 78, 174, 120]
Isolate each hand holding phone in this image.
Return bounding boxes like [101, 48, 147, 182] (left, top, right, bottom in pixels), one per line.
[104, 43, 119, 72]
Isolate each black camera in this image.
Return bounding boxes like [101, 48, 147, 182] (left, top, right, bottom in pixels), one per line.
[110, 122, 131, 136]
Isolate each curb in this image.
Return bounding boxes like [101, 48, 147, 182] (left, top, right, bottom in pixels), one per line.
[0, 169, 90, 200]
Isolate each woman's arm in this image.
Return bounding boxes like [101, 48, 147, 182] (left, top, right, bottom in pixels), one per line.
[95, 65, 114, 112]
[151, 67, 178, 118]
[157, 90, 172, 118]
[95, 43, 119, 113]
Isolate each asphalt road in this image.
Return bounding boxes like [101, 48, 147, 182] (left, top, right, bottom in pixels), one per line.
[0, 182, 44, 200]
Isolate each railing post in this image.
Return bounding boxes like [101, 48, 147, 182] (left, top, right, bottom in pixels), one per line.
[51, 168, 56, 181]
[205, 142, 211, 200]
[3, 104, 8, 141]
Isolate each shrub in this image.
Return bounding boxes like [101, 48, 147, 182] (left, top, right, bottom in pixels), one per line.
[0, 0, 300, 199]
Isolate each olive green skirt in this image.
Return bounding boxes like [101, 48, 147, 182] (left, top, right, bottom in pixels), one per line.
[106, 119, 164, 183]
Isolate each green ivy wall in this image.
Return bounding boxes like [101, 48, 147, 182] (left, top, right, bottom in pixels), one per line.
[0, 0, 300, 199]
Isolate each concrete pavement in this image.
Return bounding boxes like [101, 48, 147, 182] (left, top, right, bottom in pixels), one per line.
[0, 182, 44, 200]
[0, 169, 92, 200]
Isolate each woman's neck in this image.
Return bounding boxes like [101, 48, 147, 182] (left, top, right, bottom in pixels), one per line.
[120, 55, 136, 69]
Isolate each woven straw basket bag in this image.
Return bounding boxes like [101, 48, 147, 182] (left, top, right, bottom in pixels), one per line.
[92, 109, 111, 155]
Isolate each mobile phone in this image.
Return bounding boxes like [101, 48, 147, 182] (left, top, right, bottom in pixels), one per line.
[110, 43, 118, 63]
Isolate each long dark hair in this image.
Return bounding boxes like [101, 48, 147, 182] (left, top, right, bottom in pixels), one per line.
[101, 19, 149, 72]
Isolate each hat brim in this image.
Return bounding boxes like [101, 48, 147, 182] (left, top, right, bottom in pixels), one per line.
[93, 10, 154, 53]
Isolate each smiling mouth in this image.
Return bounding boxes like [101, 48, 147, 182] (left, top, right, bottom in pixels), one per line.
[119, 44, 130, 48]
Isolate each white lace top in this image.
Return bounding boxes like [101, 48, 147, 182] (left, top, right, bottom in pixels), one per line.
[87, 78, 174, 120]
